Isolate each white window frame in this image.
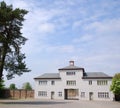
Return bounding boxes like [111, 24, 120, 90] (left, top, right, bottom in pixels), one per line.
[98, 92, 109, 98]
[38, 91, 47, 96]
[51, 80, 55, 85]
[97, 80, 108, 85]
[39, 81, 47, 85]
[66, 80, 76, 86]
[58, 92, 62, 97]
[89, 80, 92, 85]
[81, 92, 85, 98]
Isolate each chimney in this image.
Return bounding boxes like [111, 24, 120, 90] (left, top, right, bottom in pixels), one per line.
[69, 60, 74, 66]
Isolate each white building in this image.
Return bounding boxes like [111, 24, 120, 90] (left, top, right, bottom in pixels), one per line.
[34, 61, 114, 101]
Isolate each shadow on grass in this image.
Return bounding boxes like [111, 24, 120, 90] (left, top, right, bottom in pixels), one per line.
[0, 100, 69, 105]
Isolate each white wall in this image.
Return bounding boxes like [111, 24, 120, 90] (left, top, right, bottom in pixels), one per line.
[34, 70, 114, 101]
[79, 79, 114, 101]
[59, 69, 83, 88]
[34, 79, 64, 99]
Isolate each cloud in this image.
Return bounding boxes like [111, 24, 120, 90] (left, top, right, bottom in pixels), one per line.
[23, 8, 57, 35]
[72, 13, 105, 30]
[6, 0, 34, 9]
[45, 45, 75, 53]
[73, 18, 120, 46]
[84, 19, 120, 33]
[82, 19, 120, 50]
[38, 23, 55, 33]
[73, 34, 94, 43]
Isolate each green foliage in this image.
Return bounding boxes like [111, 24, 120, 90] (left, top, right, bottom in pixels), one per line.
[9, 83, 17, 90]
[22, 82, 32, 90]
[0, 78, 5, 90]
[0, 1, 30, 80]
[110, 73, 120, 95]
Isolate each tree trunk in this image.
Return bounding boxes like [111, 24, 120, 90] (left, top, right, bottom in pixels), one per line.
[0, 44, 8, 81]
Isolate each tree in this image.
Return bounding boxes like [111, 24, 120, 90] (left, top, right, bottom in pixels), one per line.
[0, 78, 5, 90]
[110, 73, 120, 95]
[0, 78, 5, 98]
[9, 83, 17, 90]
[0, 1, 30, 82]
[22, 82, 32, 90]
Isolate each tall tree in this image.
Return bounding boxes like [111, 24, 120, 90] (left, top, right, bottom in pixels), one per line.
[0, 1, 30, 82]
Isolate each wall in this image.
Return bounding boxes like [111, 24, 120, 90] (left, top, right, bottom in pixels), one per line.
[35, 69, 83, 99]
[79, 79, 114, 101]
[1, 89, 34, 99]
[34, 69, 114, 101]
[34, 79, 63, 99]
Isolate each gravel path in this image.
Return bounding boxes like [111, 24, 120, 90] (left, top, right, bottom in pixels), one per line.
[0, 99, 120, 108]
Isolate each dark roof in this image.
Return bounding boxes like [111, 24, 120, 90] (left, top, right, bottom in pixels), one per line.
[82, 72, 112, 79]
[58, 65, 85, 71]
[34, 72, 112, 80]
[34, 73, 61, 79]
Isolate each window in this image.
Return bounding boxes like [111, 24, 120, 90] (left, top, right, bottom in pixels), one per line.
[89, 80, 92, 85]
[39, 81, 47, 85]
[58, 92, 62, 97]
[81, 92, 85, 98]
[38, 91, 47, 96]
[66, 72, 76, 75]
[66, 80, 76, 86]
[98, 92, 109, 98]
[51, 81, 55, 85]
[97, 80, 108, 85]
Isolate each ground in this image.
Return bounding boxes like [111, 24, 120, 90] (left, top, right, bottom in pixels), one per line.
[0, 99, 120, 108]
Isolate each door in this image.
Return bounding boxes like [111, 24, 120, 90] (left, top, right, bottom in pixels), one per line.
[64, 89, 79, 100]
[51, 91, 55, 99]
[89, 92, 93, 100]
[64, 89, 68, 99]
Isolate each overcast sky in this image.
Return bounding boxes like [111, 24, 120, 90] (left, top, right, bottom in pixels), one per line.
[3, 0, 120, 88]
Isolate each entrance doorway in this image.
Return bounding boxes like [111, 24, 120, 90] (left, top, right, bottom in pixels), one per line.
[64, 89, 68, 99]
[89, 92, 93, 100]
[51, 91, 55, 99]
[64, 89, 79, 100]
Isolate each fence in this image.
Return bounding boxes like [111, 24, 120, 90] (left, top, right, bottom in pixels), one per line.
[0, 89, 34, 99]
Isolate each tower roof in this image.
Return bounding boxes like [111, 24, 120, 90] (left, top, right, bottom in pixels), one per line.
[58, 61, 85, 71]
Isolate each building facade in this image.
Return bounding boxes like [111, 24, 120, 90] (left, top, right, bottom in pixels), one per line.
[34, 61, 114, 101]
